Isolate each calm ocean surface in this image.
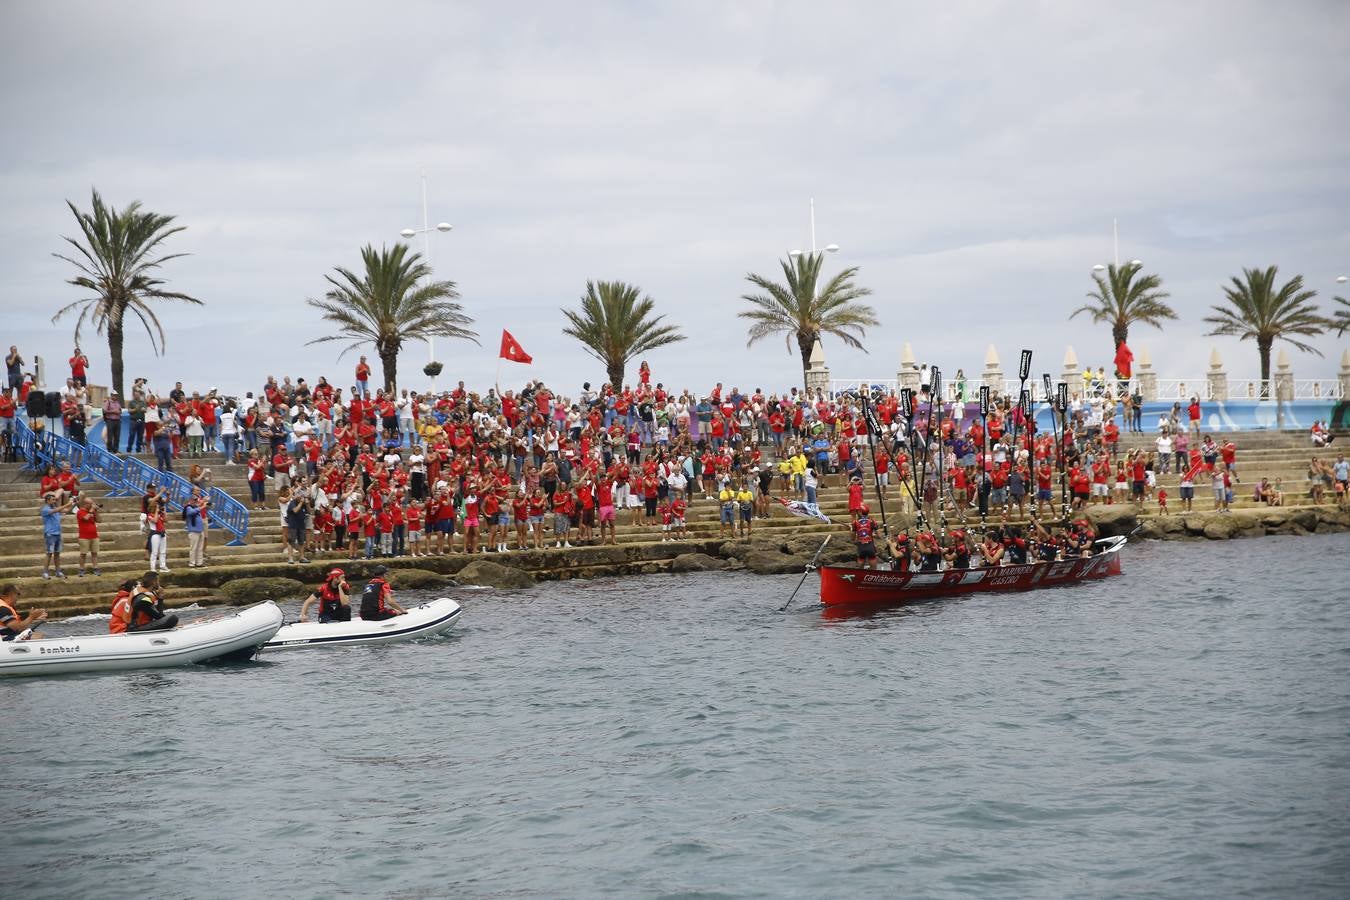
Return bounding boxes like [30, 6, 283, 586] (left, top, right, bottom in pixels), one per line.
[5, 534, 1349, 899]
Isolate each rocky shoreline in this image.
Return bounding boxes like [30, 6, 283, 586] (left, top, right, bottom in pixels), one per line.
[40, 506, 1349, 618]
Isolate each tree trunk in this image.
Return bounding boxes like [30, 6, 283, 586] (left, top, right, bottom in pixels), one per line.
[606, 360, 625, 393]
[798, 331, 815, 393]
[379, 347, 398, 396]
[1258, 336, 1273, 400]
[107, 323, 125, 400]
[1111, 321, 1128, 364]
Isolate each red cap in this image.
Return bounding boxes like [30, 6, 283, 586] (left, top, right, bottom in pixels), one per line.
[327, 567, 345, 579]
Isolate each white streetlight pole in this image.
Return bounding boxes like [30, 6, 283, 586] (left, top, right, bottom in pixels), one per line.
[1091, 219, 1141, 273]
[399, 171, 452, 393]
[788, 197, 840, 259]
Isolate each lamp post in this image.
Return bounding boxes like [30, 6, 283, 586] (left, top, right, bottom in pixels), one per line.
[787, 198, 840, 260]
[1090, 218, 1143, 272]
[399, 171, 453, 393]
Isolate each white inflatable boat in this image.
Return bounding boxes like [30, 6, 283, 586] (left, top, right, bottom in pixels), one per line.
[262, 596, 463, 651]
[0, 602, 284, 677]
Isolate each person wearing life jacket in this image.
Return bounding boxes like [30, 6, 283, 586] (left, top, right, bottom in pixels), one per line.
[888, 532, 912, 572]
[299, 568, 353, 623]
[915, 530, 942, 572]
[0, 583, 46, 641]
[127, 571, 179, 632]
[359, 566, 406, 621]
[850, 504, 878, 569]
[1003, 526, 1029, 565]
[109, 580, 136, 634]
[944, 529, 972, 569]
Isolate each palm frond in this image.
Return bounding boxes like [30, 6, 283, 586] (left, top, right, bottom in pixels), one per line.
[739, 252, 877, 365]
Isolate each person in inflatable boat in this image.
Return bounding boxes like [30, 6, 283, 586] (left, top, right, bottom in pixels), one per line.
[127, 571, 179, 632]
[0, 583, 46, 641]
[299, 568, 353, 623]
[360, 566, 406, 621]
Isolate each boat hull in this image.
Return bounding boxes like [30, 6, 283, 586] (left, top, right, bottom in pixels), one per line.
[262, 597, 462, 650]
[819, 536, 1126, 608]
[0, 602, 284, 677]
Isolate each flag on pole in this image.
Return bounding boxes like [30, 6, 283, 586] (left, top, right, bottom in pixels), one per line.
[774, 497, 832, 524]
[499, 330, 532, 364]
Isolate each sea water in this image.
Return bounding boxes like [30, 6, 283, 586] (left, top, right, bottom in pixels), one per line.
[5, 534, 1349, 899]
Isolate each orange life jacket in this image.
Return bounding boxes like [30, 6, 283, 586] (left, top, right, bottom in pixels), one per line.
[129, 590, 159, 628]
[110, 592, 132, 634]
[0, 596, 19, 636]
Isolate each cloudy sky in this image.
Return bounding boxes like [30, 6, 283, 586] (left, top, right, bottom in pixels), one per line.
[3, 1, 1348, 398]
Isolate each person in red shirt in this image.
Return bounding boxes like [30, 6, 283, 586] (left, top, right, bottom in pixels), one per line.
[527, 487, 548, 549]
[75, 495, 101, 576]
[576, 479, 596, 545]
[551, 487, 574, 548]
[851, 505, 879, 569]
[355, 356, 372, 399]
[481, 488, 502, 553]
[511, 490, 529, 551]
[69, 346, 89, 387]
[670, 494, 687, 541]
[461, 489, 481, 555]
[1221, 440, 1238, 482]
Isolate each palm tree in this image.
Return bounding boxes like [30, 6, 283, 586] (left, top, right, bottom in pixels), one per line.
[1071, 261, 1176, 360]
[52, 189, 202, 399]
[1333, 294, 1349, 336]
[739, 253, 878, 388]
[561, 281, 685, 389]
[1204, 266, 1331, 395]
[308, 243, 476, 393]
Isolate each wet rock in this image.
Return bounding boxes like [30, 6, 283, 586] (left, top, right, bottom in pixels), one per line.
[1084, 505, 1139, 537]
[1202, 515, 1242, 540]
[389, 568, 450, 589]
[220, 577, 308, 603]
[669, 553, 729, 573]
[742, 549, 806, 575]
[456, 560, 534, 590]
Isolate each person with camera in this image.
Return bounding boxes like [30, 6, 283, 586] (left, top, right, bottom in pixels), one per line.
[183, 489, 210, 568]
[75, 495, 102, 577]
[299, 568, 352, 623]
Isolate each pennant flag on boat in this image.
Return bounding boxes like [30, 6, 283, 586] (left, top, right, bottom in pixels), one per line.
[774, 496, 832, 524]
[499, 330, 533, 364]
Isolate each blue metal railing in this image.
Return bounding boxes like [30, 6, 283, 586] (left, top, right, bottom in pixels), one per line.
[122, 456, 192, 512]
[13, 417, 39, 470]
[206, 485, 250, 546]
[79, 440, 128, 495]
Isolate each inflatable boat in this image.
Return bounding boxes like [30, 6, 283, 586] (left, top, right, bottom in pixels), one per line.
[262, 596, 463, 651]
[0, 602, 284, 677]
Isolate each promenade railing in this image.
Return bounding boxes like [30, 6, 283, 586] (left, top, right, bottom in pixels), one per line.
[120, 457, 251, 545]
[205, 486, 250, 546]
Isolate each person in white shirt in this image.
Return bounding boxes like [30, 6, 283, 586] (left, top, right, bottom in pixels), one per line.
[220, 407, 239, 464]
[1156, 432, 1173, 473]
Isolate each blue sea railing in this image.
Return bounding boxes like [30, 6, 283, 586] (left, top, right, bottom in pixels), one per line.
[120, 457, 250, 546]
[13, 417, 40, 471]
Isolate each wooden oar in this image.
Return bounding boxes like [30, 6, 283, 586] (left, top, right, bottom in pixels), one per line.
[779, 534, 832, 612]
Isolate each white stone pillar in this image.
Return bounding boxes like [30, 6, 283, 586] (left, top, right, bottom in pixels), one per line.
[897, 342, 921, 393]
[1206, 347, 1228, 401]
[981, 344, 1004, 392]
[1136, 346, 1158, 401]
[1274, 349, 1294, 403]
[804, 337, 831, 395]
[1340, 348, 1350, 401]
[1061, 346, 1080, 397]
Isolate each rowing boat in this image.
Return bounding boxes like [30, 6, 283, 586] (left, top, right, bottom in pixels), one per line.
[818, 535, 1126, 608]
[0, 602, 284, 677]
[261, 597, 463, 651]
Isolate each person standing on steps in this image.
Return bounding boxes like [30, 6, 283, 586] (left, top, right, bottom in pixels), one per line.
[40, 492, 74, 580]
[101, 391, 122, 453]
[184, 491, 208, 568]
[75, 495, 102, 577]
[148, 497, 171, 572]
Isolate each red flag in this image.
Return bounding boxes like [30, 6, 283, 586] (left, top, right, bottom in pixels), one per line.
[499, 329, 532, 364]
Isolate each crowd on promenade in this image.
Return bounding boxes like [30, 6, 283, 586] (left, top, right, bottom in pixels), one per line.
[3, 344, 1349, 581]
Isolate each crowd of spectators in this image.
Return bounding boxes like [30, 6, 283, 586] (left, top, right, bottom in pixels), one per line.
[5, 344, 1349, 576]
